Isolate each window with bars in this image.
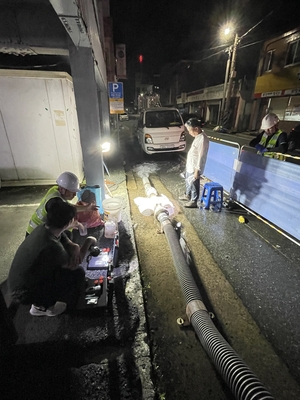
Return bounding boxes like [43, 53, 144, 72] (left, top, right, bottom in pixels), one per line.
[284, 96, 300, 121]
[286, 40, 300, 65]
[269, 96, 300, 121]
[263, 50, 274, 72]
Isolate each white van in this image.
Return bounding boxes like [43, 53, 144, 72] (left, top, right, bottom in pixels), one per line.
[136, 107, 186, 155]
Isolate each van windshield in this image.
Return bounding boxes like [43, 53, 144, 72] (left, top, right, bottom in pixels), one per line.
[145, 110, 183, 128]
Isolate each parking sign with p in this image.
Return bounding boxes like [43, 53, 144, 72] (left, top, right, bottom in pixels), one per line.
[109, 82, 124, 114]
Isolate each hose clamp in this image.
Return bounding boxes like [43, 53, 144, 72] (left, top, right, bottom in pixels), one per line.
[154, 206, 169, 221]
[160, 219, 171, 230]
[186, 300, 208, 322]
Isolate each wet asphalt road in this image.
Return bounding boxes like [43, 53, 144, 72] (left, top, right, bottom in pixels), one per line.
[120, 120, 300, 384]
[159, 162, 300, 382]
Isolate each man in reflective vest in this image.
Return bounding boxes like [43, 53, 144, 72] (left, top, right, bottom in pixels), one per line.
[249, 113, 288, 157]
[26, 171, 95, 236]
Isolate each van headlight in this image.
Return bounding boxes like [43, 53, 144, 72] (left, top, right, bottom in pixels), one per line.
[145, 134, 153, 144]
[179, 132, 186, 142]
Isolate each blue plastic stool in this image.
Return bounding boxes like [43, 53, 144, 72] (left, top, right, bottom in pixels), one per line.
[200, 182, 223, 211]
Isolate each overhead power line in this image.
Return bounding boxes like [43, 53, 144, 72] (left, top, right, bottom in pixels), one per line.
[186, 10, 275, 65]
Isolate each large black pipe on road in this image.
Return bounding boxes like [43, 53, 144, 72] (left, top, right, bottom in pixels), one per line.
[155, 206, 274, 400]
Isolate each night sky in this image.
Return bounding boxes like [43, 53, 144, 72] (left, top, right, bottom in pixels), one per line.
[110, 0, 299, 81]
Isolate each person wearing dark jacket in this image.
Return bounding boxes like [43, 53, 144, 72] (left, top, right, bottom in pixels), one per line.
[249, 113, 288, 156]
[8, 198, 97, 317]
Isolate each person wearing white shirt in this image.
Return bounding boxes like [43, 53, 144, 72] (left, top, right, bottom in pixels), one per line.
[179, 118, 209, 208]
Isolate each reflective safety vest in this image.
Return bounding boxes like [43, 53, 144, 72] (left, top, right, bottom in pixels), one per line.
[26, 186, 63, 234]
[258, 129, 282, 157]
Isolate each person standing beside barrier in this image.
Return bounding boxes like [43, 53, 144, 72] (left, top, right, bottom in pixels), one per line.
[179, 118, 210, 208]
[249, 113, 288, 157]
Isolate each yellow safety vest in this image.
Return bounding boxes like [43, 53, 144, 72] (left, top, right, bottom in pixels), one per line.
[258, 130, 282, 158]
[26, 186, 64, 234]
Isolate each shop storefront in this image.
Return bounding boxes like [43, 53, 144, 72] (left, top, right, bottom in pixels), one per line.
[252, 30, 300, 133]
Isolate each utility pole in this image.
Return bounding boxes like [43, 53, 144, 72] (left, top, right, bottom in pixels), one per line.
[222, 33, 239, 127]
[219, 48, 231, 125]
[218, 15, 269, 127]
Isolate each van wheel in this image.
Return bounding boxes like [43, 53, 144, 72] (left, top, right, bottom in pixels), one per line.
[134, 136, 145, 159]
[139, 146, 147, 159]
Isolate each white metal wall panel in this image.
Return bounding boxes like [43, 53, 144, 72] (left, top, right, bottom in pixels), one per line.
[45, 78, 83, 180]
[64, 79, 84, 180]
[0, 71, 84, 184]
[0, 109, 18, 180]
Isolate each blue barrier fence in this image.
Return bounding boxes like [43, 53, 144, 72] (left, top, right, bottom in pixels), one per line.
[203, 140, 240, 193]
[204, 140, 300, 242]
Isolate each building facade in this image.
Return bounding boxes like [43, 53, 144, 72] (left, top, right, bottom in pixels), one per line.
[176, 79, 254, 133]
[175, 27, 300, 134]
[250, 27, 300, 133]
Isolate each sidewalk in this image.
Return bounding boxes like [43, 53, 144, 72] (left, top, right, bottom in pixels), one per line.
[0, 151, 155, 400]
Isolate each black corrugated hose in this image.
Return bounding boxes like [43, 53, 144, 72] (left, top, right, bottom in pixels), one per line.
[156, 209, 274, 400]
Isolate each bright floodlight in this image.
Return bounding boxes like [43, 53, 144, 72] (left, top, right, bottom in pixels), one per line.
[101, 141, 111, 153]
